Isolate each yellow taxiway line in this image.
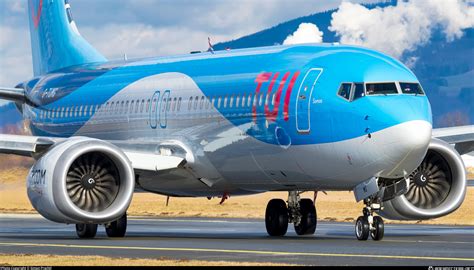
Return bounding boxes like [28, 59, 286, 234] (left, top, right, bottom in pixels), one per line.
[0, 242, 473, 262]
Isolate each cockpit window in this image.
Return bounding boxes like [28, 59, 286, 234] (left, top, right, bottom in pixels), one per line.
[338, 83, 352, 100]
[400, 82, 424, 95]
[353, 83, 365, 100]
[365, 83, 398, 95]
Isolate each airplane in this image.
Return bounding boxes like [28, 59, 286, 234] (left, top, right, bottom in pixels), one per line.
[0, 0, 473, 241]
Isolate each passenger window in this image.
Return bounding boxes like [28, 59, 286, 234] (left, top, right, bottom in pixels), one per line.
[140, 100, 145, 113]
[205, 97, 210, 109]
[223, 95, 228, 108]
[177, 97, 182, 111]
[130, 101, 135, 114]
[400, 82, 424, 95]
[338, 83, 352, 100]
[194, 96, 199, 110]
[211, 97, 216, 108]
[272, 93, 276, 106]
[135, 100, 140, 113]
[188, 97, 193, 110]
[217, 97, 222, 108]
[90, 105, 94, 115]
[366, 83, 398, 95]
[353, 83, 365, 100]
[146, 99, 150, 113]
[200, 96, 205, 109]
[259, 93, 263, 106]
[172, 98, 177, 111]
[167, 98, 172, 111]
[229, 95, 234, 108]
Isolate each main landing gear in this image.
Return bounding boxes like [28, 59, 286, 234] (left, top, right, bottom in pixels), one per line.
[75, 213, 128, 239]
[265, 191, 317, 237]
[355, 198, 384, 241]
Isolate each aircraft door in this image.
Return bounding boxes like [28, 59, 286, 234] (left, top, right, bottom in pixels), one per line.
[150, 91, 160, 129]
[159, 90, 170, 128]
[296, 68, 323, 133]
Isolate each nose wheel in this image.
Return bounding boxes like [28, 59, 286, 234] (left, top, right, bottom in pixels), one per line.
[355, 198, 384, 241]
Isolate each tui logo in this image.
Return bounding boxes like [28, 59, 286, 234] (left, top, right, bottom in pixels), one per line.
[252, 71, 300, 123]
[30, 0, 43, 29]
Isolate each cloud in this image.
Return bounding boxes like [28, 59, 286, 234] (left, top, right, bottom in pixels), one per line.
[81, 24, 243, 60]
[283, 23, 324, 45]
[329, 0, 474, 59]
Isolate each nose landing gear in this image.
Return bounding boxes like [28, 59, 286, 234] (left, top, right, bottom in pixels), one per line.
[355, 198, 384, 241]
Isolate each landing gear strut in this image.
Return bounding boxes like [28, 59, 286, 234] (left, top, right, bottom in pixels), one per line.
[265, 192, 317, 237]
[355, 198, 384, 241]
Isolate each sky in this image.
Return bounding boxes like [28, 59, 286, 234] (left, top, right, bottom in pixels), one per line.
[0, 0, 380, 90]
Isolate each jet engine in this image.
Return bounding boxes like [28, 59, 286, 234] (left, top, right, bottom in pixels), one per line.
[27, 137, 135, 224]
[379, 138, 467, 220]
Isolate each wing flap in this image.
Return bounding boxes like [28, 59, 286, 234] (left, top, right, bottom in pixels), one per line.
[125, 151, 186, 172]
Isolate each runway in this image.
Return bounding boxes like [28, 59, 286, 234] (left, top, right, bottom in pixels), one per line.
[0, 214, 473, 266]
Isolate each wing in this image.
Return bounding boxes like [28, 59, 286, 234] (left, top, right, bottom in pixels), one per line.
[0, 134, 186, 172]
[0, 134, 61, 157]
[433, 125, 474, 155]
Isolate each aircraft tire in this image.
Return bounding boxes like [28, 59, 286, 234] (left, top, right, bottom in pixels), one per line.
[370, 216, 384, 241]
[355, 216, 369, 241]
[76, 223, 98, 239]
[105, 213, 127, 238]
[265, 199, 289, 236]
[294, 199, 317, 235]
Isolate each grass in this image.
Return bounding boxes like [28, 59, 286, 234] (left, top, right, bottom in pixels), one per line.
[0, 253, 290, 266]
[1, 167, 473, 225]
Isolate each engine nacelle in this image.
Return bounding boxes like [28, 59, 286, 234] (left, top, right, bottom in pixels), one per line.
[379, 138, 467, 220]
[27, 137, 135, 224]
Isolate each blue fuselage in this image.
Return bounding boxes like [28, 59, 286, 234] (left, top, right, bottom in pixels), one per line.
[19, 44, 433, 196]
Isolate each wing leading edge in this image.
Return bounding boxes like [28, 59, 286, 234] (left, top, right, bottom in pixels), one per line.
[0, 134, 186, 172]
[433, 125, 474, 155]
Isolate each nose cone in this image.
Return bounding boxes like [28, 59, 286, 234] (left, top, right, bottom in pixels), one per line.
[378, 120, 432, 178]
[366, 96, 433, 178]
